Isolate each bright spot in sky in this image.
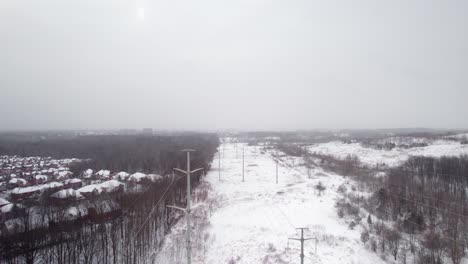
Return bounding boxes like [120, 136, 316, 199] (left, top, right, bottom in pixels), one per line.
[137, 8, 145, 20]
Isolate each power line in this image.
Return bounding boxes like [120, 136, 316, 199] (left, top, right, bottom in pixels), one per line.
[116, 174, 180, 260]
[124, 174, 182, 211]
[261, 187, 319, 258]
[133, 174, 177, 238]
[125, 184, 153, 210]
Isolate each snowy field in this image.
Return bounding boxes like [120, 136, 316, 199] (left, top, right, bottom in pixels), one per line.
[307, 140, 468, 167]
[155, 141, 388, 264]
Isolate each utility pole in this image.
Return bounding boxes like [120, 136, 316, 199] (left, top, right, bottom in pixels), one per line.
[236, 141, 238, 158]
[218, 149, 221, 181]
[167, 149, 203, 264]
[288, 228, 316, 264]
[276, 160, 278, 184]
[242, 146, 245, 182]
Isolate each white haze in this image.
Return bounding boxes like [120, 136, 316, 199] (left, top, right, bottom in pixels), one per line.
[1, 0, 467, 131]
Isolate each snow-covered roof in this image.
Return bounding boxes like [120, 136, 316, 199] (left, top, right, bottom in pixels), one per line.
[0, 198, 11, 207]
[57, 171, 72, 178]
[96, 170, 111, 177]
[12, 185, 43, 194]
[78, 180, 123, 195]
[11, 181, 65, 195]
[9, 178, 27, 185]
[34, 174, 48, 180]
[43, 181, 64, 189]
[99, 180, 123, 192]
[128, 172, 147, 182]
[1, 203, 14, 214]
[147, 174, 163, 182]
[50, 188, 84, 200]
[77, 184, 102, 194]
[64, 178, 82, 184]
[114, 171, 130, 180]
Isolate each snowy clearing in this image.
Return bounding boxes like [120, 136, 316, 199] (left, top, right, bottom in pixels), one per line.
[156, 141, 387, 264]
[306, 140, 468, 167]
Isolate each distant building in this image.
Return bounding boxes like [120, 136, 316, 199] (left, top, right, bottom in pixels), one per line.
[119, 129, 138, 135]
[142, 128, 153, 135]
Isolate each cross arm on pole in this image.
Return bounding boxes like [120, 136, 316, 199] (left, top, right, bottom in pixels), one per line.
[181, 149, 196, 152]
[190, 168, 204, 174]
[173, 168, 187, 175]
[166, 205, 186, 212]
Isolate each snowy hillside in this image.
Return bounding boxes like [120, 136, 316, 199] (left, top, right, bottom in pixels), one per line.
[306, 140, 468, 167]
[155, 141, 388, 264]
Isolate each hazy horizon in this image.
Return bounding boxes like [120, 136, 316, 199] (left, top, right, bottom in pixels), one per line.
[0, 127, 466, 134]
[1, 0, 467, 131]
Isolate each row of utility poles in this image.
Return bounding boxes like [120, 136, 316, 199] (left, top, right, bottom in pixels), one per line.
[222, 144, 319, 263]
[219, 144, 279, 184]
[170, 143, 317, 264]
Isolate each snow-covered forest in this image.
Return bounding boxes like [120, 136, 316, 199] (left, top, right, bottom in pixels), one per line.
[0, 133, 218, 263]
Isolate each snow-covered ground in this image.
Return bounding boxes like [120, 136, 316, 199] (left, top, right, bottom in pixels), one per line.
[307, 140, 468, 167]
[156, 141, 387, 264]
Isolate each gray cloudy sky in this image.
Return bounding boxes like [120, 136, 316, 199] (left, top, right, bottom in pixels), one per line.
[1, 0, 467, 131]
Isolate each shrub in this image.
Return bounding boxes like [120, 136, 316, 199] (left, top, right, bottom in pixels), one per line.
[371, 238, 377, 252]
[337, 184, 347, 193]
[367, 214, 372, 225]
[361, 229, 370, 244]
[315, 181, 326, 195]
[338, 209, 344, 218]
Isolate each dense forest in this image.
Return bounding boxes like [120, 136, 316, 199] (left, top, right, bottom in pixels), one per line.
[0, 133, 218, 175]
[0, 133, 219, 264]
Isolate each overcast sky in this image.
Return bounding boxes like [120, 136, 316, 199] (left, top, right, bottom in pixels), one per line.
[1, 0, 467, 131]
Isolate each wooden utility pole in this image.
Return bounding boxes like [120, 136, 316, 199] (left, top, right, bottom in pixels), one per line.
[289, 228, 316, 264]
[167, 149, 203, 264]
